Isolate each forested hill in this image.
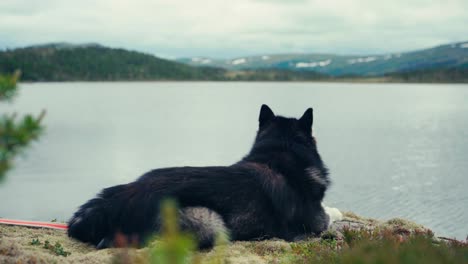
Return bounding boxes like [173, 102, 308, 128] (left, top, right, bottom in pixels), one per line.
[0, 43, 226, 81]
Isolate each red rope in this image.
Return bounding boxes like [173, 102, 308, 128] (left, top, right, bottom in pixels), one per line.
[0, 218, 68, 230]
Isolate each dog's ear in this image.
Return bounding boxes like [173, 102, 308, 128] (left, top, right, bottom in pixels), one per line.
[259, 104, 275, 127]
[299, 108, 313, 131]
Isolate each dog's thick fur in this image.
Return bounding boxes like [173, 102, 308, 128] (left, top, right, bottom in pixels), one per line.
[68, 105, 330, 249]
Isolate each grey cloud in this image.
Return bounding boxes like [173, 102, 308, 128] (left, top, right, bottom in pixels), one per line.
[251, 0, 309, 4]
[0, 0, 467, 57]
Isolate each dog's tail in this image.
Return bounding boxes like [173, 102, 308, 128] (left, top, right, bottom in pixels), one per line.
[67, 184, 127, 247]
[179, 207, 229, 249]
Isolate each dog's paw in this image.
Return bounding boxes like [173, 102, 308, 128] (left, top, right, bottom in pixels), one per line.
[322, 205, 343, 227]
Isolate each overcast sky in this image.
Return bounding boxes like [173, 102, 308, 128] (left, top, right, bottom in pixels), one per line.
[0, 0, 467, 58]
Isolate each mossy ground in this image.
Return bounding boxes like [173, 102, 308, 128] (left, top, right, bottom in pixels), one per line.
[1, 213, 467, 264]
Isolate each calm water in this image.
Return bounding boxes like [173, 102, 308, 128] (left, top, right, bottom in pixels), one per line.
[0, 82, 467, 240]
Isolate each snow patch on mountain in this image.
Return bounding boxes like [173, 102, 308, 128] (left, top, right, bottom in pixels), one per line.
[231, 58, 247, 65]
[261, 56, 270, 60]
[191, 57, 212, 64]
[296, 62, 318, 68]
[348, 56, 377, 64]
[296, 59, 332, 68]
[460, 43, 468, 48]
[319, 59, 332, 66]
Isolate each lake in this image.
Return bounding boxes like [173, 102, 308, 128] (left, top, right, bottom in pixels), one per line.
[0, 82, 467, 240]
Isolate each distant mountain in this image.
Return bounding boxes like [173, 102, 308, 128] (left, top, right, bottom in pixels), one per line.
[0, 43, 225, 81]
[176, 41, 468, 77]
[1, 42, 467, 82]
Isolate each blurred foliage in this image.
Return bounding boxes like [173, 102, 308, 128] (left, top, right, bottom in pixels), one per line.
[338, 236, 468, 264]
[0, 71, 44, 181]
[282, 226, 468, 264]
[149, 200, 196, 264]
[113, 199, 229, 264]
[0, 71, 20, 100]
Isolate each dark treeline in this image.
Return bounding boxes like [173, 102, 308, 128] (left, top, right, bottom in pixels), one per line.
[224, 69, 329, 81]
[385, 66, 468, 83]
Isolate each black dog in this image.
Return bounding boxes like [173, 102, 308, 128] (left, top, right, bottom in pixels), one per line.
[68, 105, 330, 249]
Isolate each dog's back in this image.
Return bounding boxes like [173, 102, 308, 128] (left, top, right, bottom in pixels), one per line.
[68, 166, 275, 248]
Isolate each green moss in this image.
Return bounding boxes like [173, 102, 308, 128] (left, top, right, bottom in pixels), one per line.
[385, 218, 423, 229]
[244, 240, 291, 256]
[342, 211, 362, 219]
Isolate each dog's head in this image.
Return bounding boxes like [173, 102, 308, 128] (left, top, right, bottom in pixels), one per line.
[254, 104, 317, 155]
[249, 104, 329, 187]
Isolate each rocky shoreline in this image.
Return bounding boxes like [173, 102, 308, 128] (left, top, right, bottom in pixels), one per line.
[0, 212, 466, 263]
